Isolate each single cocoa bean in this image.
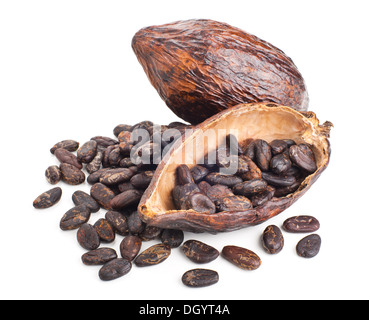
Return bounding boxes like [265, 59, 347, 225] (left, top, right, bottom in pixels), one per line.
[33, 187, 62, 209]
[54, 148, 82, 169]
[72, 190, 100, 213]
[296, 234, 321, 258]
[105, 210, 129, 236]
[222, 245, 261, 270]
[233, 179, 267, 196]
[262, 225, 284, 254]
[60, 205, 91, 231]
[283, 215, 320, 233]
[90, 183, 115, 210]
[190, 165, 209, 183]
[270, 153, 292, 175]
[120, 235, 142, 261]
[82, 248, 117, 265]
[94, 218, 115, 243]
[160, 229, 184, 248]
[77, 140, 98, 164]
[186, 193, 216, 214]
[45, 165, 62, 185]
[182, 240, 219, 264]
[100, 168, 134, 185]
[172, 183, 200, 210]
[60, 163, 85, 185]
[77, 224, 100, 250]
[255, 139, 272, 172]
[289, 144, 317, 173]
[205, 172, 243, 187]
[99, 258, 132, 281]
[214, 195, 252, 212]
[134, 243, 171, 267]
[50, 139, 79, 154]
[182, 269, 219, 288]
[110, 189, 143, 210]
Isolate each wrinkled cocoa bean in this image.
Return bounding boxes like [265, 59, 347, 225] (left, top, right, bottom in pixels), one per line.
[90, 136, 118, 150]
[110, 189, 143, 210]
[33, 187, 62, 209]
[130, 171, 154, 189]
[134, 243, 171, 267]
[182, 269, 219, 288]
[54, 148, 82, 169]
[191, 165, 209, 183]
[296, 234, 321, 258]
[283, 216, 320, 233]
[289, 144, 317, 173]
[94, 218, 115, 243]
[86, 151, 103, 174]
[105, 210, 129, 236]
[261, 172, 296, 187]
[233, 179, 267, 196]
[262, 225, 284, 254]
[255, 139, 272, 172]
[60, 205, 91, 231]
[222, 245, 261, 270]
[99, 258, 132, 281]
[205, 184, 234, 202]
[120, 235, 142, 261]
[50, 139, 79, 154]
[82, 248, 118, 265]
[205, 172, 242, 187]
[251, 186, 275, 207]
[172, 183, 201, 210]
[77, 140, 98, 164]
[60, 163, 85, 185]
[90, 183, 116, 210]
[160, 229, 184, 248]
[77, 223, 100, 250]
[182, 240, 219, 264]
[238, 155, 262, 180]
[176, 164, 195, 185]
[127, 211, 146, 235]
[214, 195, 252, 212]
[186, 193, 216, 213]
[270, 153, 292, 175]
[87, 168, 110, 185]
[113, 124, 132, 137]
[139, 226, 162, 241]
[72, 190, 100, 213]
[45, 165, 62, 185]
[269, 139, 288, 155]
[100, 168, 134, 185]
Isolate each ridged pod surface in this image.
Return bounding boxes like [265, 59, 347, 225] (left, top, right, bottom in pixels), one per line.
[132, 19, 309, 124]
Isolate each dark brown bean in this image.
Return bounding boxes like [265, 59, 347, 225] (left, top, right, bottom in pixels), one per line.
[33, 187, 62, 209]
[102, 145, 116, 168]
[191, 165, 209, 183]
[134, 243, 171, 267]
[274, 179, 302, 197]
[72, 190, 100, 213]
[100, 168, 134, 185]
[54, 148, 83, 169]
[139, 226, 162, 241]
[108, 146, 125, 166]
[270, 153, 292, 175]
[243, 140, 256, 160]
[262, 225, 284, 254]
[99, 258, 132, 281]
[77, 140, 98, 164]
[77, 224, 100, 250]
[87, 168, 110, 185]
[110, 189, 143, 210]
[182, 240, 219, 264]
[283, 216, 320, 233]
[161, 229, 184, 248]
[296, 234, 321, 258]
[90, 183, 116, 210]
[82, 248, 118, 265]
[90, 136, 118, 150]
[214, 195, 252, 212]
[94, 218, 115, 243]
[216, 146, 238, 169]
[118, 131, 133, 155]
[118, 182, 136, 193]
[176, 165, 195, 185]
[120, 236, 142, 261]
[233, 179, 267, 196]
[261, 172, 296, 187]
[85, 151, 103, 174]
[205, 172, 243, 187]
[113, 124, 132, 137]
[205, 184, 234, 202]
[251, 186, 275, 207]
[186, 193, 216, 214]
[239, 155, 262, 180]
[105, 211, 129, 236]
[60, 163, 85, 185]
[45, 165, 62, 185]
[289, 144, 317, 173]
[197, 181, 212, 194]
[60, 205, 91, 231]
[182, 269, 219, 288]
[50, 139, 79, 154]
[172, 183, 201, 210]
[127, 211, 146, 235]
[222, 245, 261, 270]
[130, 171, 154, 189]
[269, 139, 288, 155]
[254, 139, 272, 172]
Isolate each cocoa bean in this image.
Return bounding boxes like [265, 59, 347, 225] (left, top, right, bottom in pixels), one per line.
[60, 205, 91, 231]
[105, 210, 129, 236]
[72, 190, 100, 213]
[176, 164, 195, 185]
[90, 183, 116, 210]
[113, 124, 132, 137]
[77, 224, 100, 250]
[110, 189, 143, 210]
[130, 171, 154, 189]
[262, 225, 284, 254]
[190, 165, 209, 183]
[233, 179, 267, 196]
[269, 139, 288, 155]
[172, 183, 200, 210]
[60, 163, 85, 185]
[186, 193, 216, 214]
[289, 144, 317, 173]
[270, 153, 292, 175]
[214, 195, 252, 212]
[82, 248, 118, 265]
[251, 186, 275, 207]
[283, 216, 320, 233]
[182, 269, 219, 288]
[33, 187, 62, 209]
[54, 148, 82, 169]
[205, 172, 242, 187]
[94, 218, 115, 243]
[134, 243, 171, 267]
[222, 245, 261, 270]
[50, 139, 79, 154]
[160, 229, 184, 248]
[127, 211, 146, 235]
[182, 240, 219, 263]
[99, 258, 132, 281]
[205, 184, 234, 202]
[254, 139, 272, 172]
[120, 235, 142, 261]
[296, 234, 321, 258]
[261, 172, 296, 187]
[77, 140, 98, 164]
[100, 168, 134, 185]
[45, 165, 62, 185]
[139, 226, 162, 241]
[85, 151, 103, 174]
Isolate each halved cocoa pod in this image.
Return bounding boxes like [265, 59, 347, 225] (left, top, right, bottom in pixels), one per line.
[138, 103, 332, 233]
[132, 19, 308, 125]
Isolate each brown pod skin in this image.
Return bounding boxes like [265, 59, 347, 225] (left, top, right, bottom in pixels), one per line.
[222, 245, 261, 270]
[134, 243, 171, 267]
[33, 187, 62, 209]
[120, 236, 142, 261]
[138, 103, 332, 233]
[283, 216, 320, 233]
[262, 225, 284, 254]
[132, 19, 308, 124]
[60, 163, 85, 185]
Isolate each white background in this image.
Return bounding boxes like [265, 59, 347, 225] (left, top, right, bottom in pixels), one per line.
[1, 0, 368, 300]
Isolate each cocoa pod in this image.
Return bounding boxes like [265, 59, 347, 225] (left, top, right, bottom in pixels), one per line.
[132, 19, 308, 124]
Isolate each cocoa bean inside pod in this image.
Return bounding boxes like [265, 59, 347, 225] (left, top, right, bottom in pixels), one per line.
[138, 103, 331, 233]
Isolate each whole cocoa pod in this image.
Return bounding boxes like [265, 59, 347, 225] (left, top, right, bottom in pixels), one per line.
[132, 19, 308, 124]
